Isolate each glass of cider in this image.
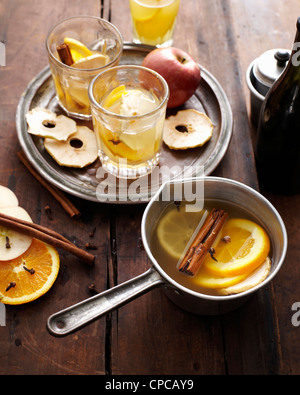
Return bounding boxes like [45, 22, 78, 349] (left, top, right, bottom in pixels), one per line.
[46, 16, 123, 120]
[89, 65, 169, 179]
[129, 0, 180, 47]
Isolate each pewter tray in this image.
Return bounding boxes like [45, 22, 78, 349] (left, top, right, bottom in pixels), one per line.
[16, 43, 233, 203]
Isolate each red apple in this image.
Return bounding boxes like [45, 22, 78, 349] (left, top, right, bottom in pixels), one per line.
[141, 47, 201, 108]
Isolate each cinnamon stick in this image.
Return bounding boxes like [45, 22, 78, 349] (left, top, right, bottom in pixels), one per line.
[17, 150, 81, 219]
[56, 43, 74, 66]
[0, 212, 95, 266]
[178, 208, 228, 276]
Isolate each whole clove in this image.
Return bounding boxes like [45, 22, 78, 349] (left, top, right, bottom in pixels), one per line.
[5, 282, 16, 292]
[23, 266, 35, 275]
[5, 236, 10, 249]
[85, 242, 97, 250]
[45, 205, 53, 220]
[209, 247, 218, 262]
[89, 227, 96, 238]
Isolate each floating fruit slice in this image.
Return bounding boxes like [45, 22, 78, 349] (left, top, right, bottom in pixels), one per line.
[192, 264, 248, 289]
[218, 257, 271, 295]
[67, 83, 90, 108]
[63, 37, 92, 62]
[44, 126, 98, 168]
[72, 53, 109, 69]
[119, 89, 160, 151]
[163, 109, 213, 150]
[204, 218, 270, 277]
[133, 6, 158, 23]
[102, 85, 128, 110]
[0, 206, 33, 261]
[0, 238, 60, 305]
[0, 186, 19, 208]
[157, 206, 207, 260]
[120, 88, 158, 116]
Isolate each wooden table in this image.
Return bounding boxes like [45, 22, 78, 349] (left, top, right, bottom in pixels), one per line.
[1, 0, 300, 376]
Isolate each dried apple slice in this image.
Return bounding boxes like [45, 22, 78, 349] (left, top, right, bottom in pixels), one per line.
[0, 186, 19, 208]
[0, 206, 33, 261]
[26, 107, 77, 141]
[163, 109, 213, 150]
[44, 126, 98, 168]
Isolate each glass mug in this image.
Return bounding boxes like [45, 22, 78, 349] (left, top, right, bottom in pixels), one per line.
[89, 65, 169, 179]
[129, 0, 180, 47]
[46, 15, 123, 120]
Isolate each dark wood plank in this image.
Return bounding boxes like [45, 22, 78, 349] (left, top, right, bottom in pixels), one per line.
[230, 0, 300, 375]
[1, 0, 299, 376]
[107, 0, 259, 375]
[107, 0, 297, 375]
[0, 0, 109, 375]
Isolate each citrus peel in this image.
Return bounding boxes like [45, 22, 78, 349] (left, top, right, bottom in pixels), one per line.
[0, 238, 60, 305]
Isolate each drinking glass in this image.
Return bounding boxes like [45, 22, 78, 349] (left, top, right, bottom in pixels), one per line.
[89, 65, 169, 179]
[129, 0, 180, 47]
[46, 16, 123, 120]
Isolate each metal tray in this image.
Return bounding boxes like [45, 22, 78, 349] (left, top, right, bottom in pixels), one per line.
[16, 43, 233, 203]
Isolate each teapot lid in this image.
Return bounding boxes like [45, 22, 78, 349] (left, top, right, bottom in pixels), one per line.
[253, 48, 290, 89]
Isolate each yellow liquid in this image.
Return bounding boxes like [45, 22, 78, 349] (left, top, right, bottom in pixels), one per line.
[52, 73, 91, 116]
[52, 49, 110, 118]
[129, 0, 180, 46]
[150, 200, 270, 296]
[93, 87, 165, 169]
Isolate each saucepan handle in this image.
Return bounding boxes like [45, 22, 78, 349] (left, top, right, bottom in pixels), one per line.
[47, 267, 165, 336]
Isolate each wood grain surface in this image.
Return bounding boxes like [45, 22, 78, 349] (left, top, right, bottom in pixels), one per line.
[0, 0, 300, 375]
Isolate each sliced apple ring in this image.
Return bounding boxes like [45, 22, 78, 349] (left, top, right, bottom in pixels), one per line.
[217, 257, 272, 295]
[0, 206, 33, 261]
[163, 109, 213, 150]
[44, 126, 98, 168]
[0, 186, 19, 208]
[26, 107, 77, 141]
[72, 53, 110, 69]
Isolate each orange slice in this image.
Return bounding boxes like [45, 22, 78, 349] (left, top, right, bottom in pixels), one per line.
[204, 218, 270, 277]
[0, 238, 60, 305]
[191, 264, 248, 289]
[63, 37, 92, 63]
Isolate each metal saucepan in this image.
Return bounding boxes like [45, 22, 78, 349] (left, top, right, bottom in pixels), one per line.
[47, 177, 287, 336]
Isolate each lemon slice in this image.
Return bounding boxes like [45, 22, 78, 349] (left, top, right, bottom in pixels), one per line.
[204, 218, 270, 277]
[63, 37, 92, 62]
[102, 85, 128, 109]
[132, 1, 159, 22]
[157, 207, 207, 260]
